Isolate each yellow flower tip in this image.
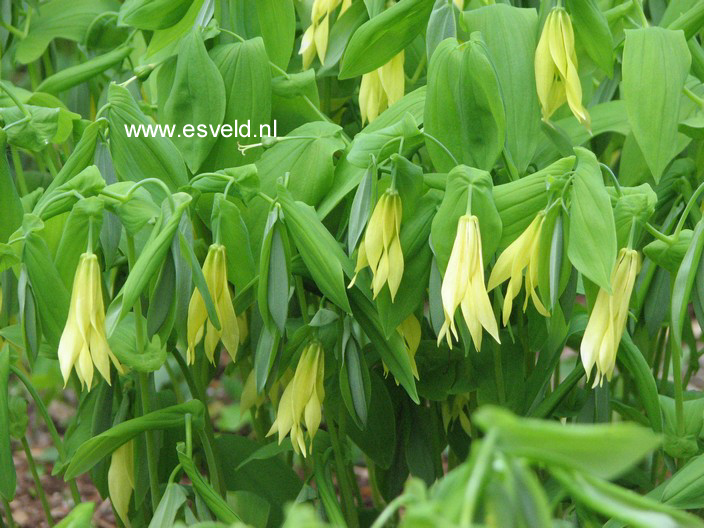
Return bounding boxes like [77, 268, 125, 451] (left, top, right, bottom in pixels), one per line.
[359, 52, 405, 124]
[58, 252, 121, 391]
[438, 215, 500, 351]
[580, 249, 641, 385]
[535, 8, 590, 129]
[354, 190, 404, 300]
[270, 342, 325, 454]
[488, 213, 548, 326]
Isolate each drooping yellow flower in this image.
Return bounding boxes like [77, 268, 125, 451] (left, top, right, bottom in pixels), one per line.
[535, 8, 590, 128]
[359, 51, 405, 124]
[581, 248, 641, 387]
[299, 0, 352, 69]
[487, 212, 550, 325]
[349, 189, 404, 300]
[267, 341, 325, 457]
[438, 215, 500, 351]
[384, 314, 421, 382]
[187, 244, 239, 365]
[108, 441, 135, 528]
[58, 252, 123, 391]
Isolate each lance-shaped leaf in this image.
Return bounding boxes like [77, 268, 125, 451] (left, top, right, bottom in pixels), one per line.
[163, 31, 226, 173]
[622, 28, 691, 182]
[277, 188, 351, 312]
[0, 345, 15, 501]
[474, 406, 661, 480]
[64, 400, 205, 479]
[424, 35, 506, 172]
[0, 129, 23, 244]
[567, 147, 617, 292]
[340, 0, 435, 78]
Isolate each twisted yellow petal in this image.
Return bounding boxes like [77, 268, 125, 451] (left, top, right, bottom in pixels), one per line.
[438, 215, 500, 350]
[58, 253, 122, 391]
[580, 249, 641, 386]
[108, 441, 135, 528]
[535, 8, 590, 128]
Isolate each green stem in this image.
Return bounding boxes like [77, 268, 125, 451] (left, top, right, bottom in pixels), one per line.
[21, 437, 54, 526]
[461, 429, 497, 526]
[10, 147, 27, 196]
[326, 408, 359, 528]
[492, 340, 505, 404]
[674, 180, 704, 238]
[170, 348, 225, 496]
[295, 276, 311, 324]
[671, 337, 686, 438]
[1, 499, 14, 528]
[10, 366, 81, 504]
[126, 235, 161, 510]
[422, 132, 459, 166]
[0, 81, 29, 118]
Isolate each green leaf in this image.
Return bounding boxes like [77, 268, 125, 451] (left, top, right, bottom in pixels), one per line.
[213, 195, 256, 293]
[0, 345, 15, 501]
[163, 30, 226, 173]
[108, 315, 167, 372]
[474, 406, 661, 480]
[566, 0, 614, 75]
[464, 4, 540, 173]
[552, 467, 703, 528]
[107, 83, 188, 194]
[15, 0, 120, 64]
[55, 503, 95, 528]
[64, 400, 205, 479]
[346, 113, 422, 168]
[1, 105, 60, 151]
[340, 0, 435, 78]
[426, 0, 457, 60]
[567, 147, 617, 292]
[177, 442, 240, 523]
[23, 229, 69, 348]
[622, 28, 691, 182]
[178, 231, 221, 331]
[424, 35, 506, 172]
[671, 219, 704, 348]
[256, 0, 295, 70]
[618, 333, 663, 434]
[339, 329, 371, 429]
[215, 434, 303, 528]
[278, 188, 351, 312]
[430, 166, 502, 272]
[0, 129, 24, 243]
[119, 0, 194, 30]
[344, 370, 396, 469]
[206, 38, 272, 169]
[348, 287, 418, 403]
[148, 483, 188, 528]
[108, 193, 192, 332]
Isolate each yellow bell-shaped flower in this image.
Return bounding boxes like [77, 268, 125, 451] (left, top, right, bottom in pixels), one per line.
[438, 215, 500, 351]
[487, 212, 550, 325]
[581, 248, 641, 387]
[108, 440, 135, 528]
[299, 0, 352, 69]
[349, 189, 404, 300]
[267, 341, 325, 457]
[58, 252, 123, 391]
[534, 8, 590, 128]
[359, 51, 405, 124]
[186, 244, 239, 365]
